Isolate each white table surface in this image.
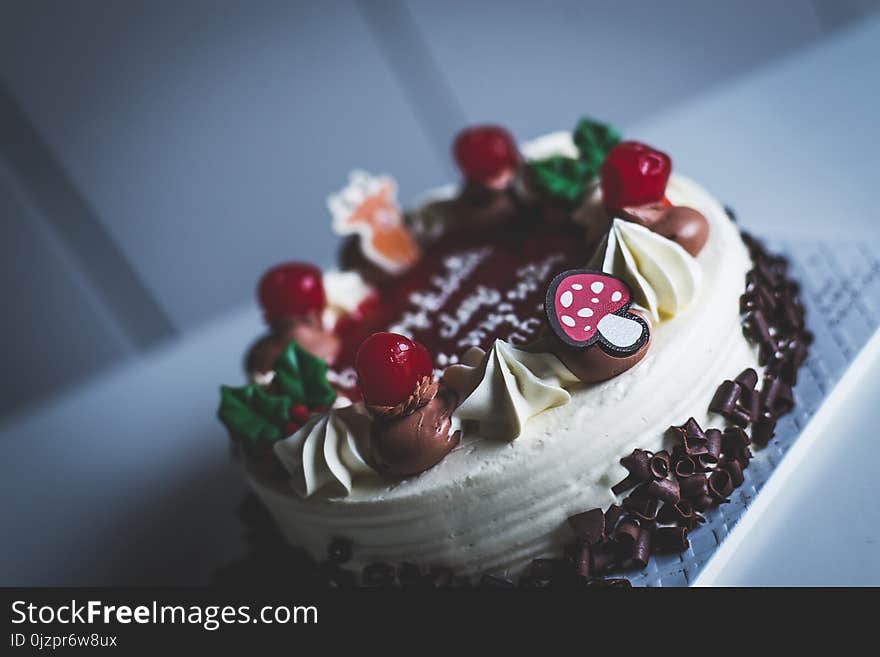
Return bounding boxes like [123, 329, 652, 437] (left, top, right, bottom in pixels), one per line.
[2, 17, 879, 586]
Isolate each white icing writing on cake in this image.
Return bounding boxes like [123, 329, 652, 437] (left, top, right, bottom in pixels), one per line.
[389, 248, 491, 337]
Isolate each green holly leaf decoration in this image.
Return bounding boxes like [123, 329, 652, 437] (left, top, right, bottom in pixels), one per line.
[218, 384, 290, 444]
[573, 117, 621, 173]
[273, 342, 337, 409]
[526, 116, 621, 205]
[528, 156, 594, 205]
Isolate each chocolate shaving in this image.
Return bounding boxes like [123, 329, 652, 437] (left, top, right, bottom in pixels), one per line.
[735, 368, 759, 390]
[678, 473, 709, 500]
[632, 528, 652, 568]
[646, 477, 681, 505]
[708, 469, 734, 502]
[614, 518, 641, 547]
[590, 540, 619, 575]
[673, 452, 698, 478]
[573, 543, 591, 578]
[604, 504, 624, 534]
[657, 499, 705, 530]
[677, 418, 709, 456]
[751, 411, 777, 446]
[612, 449, 653, 494]
[568, 508, 605, 545]
[760, 375, 794, 417]
[699, 429, 722, 469]
[650, 450, 671, 479]
[368, 376, 438, 420]
[622, 490, 659, 521]
[653, 527, 689, 553]
[719, 458, 745, 488]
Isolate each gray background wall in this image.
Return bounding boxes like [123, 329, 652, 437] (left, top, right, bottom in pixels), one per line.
[1, 0, 878, 423]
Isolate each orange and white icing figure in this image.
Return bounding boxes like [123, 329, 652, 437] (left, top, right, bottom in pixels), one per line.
[327, 171, 421, 274]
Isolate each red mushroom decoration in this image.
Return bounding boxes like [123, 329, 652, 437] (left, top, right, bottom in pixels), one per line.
[545, 270, 649, 357]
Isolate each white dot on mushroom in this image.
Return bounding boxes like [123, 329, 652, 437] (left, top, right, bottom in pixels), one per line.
[591, 297, 599, 303]
[590, 281, 604, 293]
[560, 291, 573, 308]
[584, 325, 591, 331]
[611, 291, 622, 302]
[561, 315, 575, 327]
[571, 284, 583, 290]
[577, 308, 593, 317]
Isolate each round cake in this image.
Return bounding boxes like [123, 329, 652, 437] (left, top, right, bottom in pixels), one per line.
[217, 121, 809, 586]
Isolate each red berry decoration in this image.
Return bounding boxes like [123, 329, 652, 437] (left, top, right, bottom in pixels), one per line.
[600, 141, 671, 209]
[355, 332, 433, 406]
[258, 262, 326, 326]
[453, 125, 519, 185]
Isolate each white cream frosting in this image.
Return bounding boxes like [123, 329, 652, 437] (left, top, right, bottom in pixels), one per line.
[588, 218, 702, 322]
[245, 137, 760, 579]
[321, 270, 374, 331]
[443, 340, 580, 442]
[272, 405, 375, 498]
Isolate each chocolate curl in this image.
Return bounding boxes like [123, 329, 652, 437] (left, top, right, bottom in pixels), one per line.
[622, 490, 659, 521]
[611, 449, 653, 495]
[573, 543, 591, 578]
[590, 540, 619, 575]
[709, 380, 739, 416]
[653, 526, 689, 554]
[657, 500, 705, 530]
[604, 504, 624, 534]
[650, 451, 671, 479]
[708, 468, 734, 502]
[568, 508, 605, 545]
[735, 368, 759, 390]
[752, 411, 777, 446]
[719, 458, 745, 488]
[614, 518, 641, 547]
[721, 426, 750, 452]
[632, 529, 652, 568]
[678, 474, 709, 500]
[760, 375, 794, 417]
[699, 429, 722, 470]
[646, 478, 681, 505]
[692, 495, 714, 512]
[673, 451, 698, 478]
[678, 418, 709, 456]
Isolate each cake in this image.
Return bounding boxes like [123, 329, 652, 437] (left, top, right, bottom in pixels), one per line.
[217, 118, 810, 587]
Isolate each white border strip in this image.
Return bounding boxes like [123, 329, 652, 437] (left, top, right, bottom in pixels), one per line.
[693, 328, 880, 586]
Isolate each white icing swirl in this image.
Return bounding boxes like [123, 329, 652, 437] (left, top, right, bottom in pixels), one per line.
[588, 218, 701, 322]
[443, 340, 579, 442]
[273, 405, 375, 498]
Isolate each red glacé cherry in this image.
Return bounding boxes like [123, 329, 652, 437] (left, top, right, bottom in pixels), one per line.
[355, 332, 433, 406]
[600, 141, 672, 209]
[258, 262, 326, 326]
[453, 125, 519, 185]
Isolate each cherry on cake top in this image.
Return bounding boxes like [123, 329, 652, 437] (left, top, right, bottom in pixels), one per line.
[258, 262, 326, 326]
[600, 141, 671, 209]
[452, 125, 519, 186]
[355, 332, 433, 406]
